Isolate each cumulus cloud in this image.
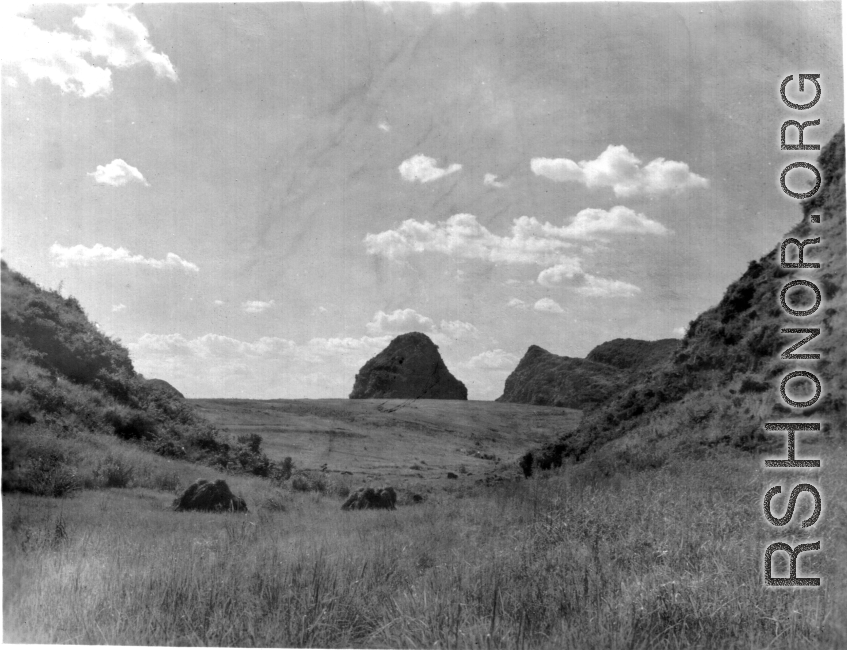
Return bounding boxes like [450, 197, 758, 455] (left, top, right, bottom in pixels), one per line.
[242, 300, 275, 314]
[507, 297, 529, 310]
[534, 297, 564, 314]
[88, 159, 148, 186]
[531, 145, 708, 197]
[2, 5, 177, 97]
[537, 261, 641, 298]
[365, 208, 664, 267]
[399, 154, 462, 183]
[438, 319, 479, 341]
[111, 303, 127, 313]
[366, 308, 435, 335]
[463, 349, 519, 371]
[49, 243, 199, 272]
[213, 300, 224, 306]
[378, 121, 391, 132]
[673, 325, 688, 338]
[483, 173, 505, 188]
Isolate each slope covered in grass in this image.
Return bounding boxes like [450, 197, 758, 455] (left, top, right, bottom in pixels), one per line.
[1, 261, 277, 495]
[534, 126, 846, 467]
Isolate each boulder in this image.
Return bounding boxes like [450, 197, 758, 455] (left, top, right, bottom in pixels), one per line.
[173, 479, 248, 512]
[341, 486, 397, 510]
[349, 332, 467, 400]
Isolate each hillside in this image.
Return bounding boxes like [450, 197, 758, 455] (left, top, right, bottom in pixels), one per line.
[585, 338, 680, 370]
[531, 126, 846, 468]
[496, 338, 678, 408]
[1, 261, 276, 495]
[496, 345, 625, 408]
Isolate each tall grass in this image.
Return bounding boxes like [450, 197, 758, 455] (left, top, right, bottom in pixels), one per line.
[4, 443, 846, 648]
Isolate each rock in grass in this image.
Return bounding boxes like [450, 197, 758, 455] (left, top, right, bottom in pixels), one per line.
[173, 479, 248, 512]
[341, 486, 397, 510]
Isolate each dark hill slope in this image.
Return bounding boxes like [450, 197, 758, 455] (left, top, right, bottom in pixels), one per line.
[496, 345, 625, 408]
[586, 338, 680, 371]
[538, 126, 846, 466]
[350, 332, 467, 400]
[1, 261, 276, 492]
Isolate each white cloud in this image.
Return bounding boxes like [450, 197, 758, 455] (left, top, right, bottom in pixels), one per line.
[537, 262, 641, 298]
[365, 208, 664, 267]
[673, 325, 687, 338]
[534, 297, 564, 314]
[575, 276, 641, 298]
[213, 300, 224, 306]
[483, 173, 505, 188]
[463, 349, 519, 371]
[399, 154, 462, 183]
[378, 121, 391, 132]
[242, 300, 275, 314]
[507, 297, 529, 310]
[531, 145, 708, 197]
[438, 319, 479, 341]
[88, 159, 148, 187]
[49, 243, 199, 272]
[2, 5, 177, 97]
[366, 308, 436, 335]
[111, 303, 127, 313]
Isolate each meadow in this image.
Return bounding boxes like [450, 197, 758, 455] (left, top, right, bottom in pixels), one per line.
[4, 408, 845, 649]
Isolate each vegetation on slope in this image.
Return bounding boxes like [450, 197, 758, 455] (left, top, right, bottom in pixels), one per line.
[1, 261, 278, 495]
[497, 339, 678, 409]
[529, 126, 846, 469]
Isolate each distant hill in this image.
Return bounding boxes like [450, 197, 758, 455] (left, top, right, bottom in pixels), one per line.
[1, 261, 276, 493]
[350, 332, 467, 400]
[496, 339, 678, 409]
[531, 126, 846, 468]
[585, 338, 680, 371]
[496, 345, 626, 408]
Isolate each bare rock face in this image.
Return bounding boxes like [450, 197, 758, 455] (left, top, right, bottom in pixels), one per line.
[349, 332, 468, 400]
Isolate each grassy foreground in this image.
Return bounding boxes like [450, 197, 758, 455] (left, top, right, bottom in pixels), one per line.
[4, 442, 846, 649]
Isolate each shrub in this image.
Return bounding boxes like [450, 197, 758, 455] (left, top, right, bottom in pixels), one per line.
[94, 455, 135, 488]
[291, 473, 327, 493]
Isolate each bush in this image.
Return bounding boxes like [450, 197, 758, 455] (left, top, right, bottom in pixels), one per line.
[94, 455, 135, 488]
[291, 473, 327, 493]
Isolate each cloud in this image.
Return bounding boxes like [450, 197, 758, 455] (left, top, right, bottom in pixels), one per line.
[2, 5, 177, 97]
[365, 208, 664, 267]
[463, 349, 519, 371]
[366, 308, 436, 335]
[49, 243, 199, 272]
[673, 325, 687, 338]
[213, 300, 224, 306]
[398, 154, 462, 183]
[88, 159, 148, 186]
[438, 319, 479, 341]
[534, 297, 564, 314]
[111, 303, 127, 313]
[575, 276, 641, 298]
[537, 262, 641, 298]
[378, 121, 391, 132]
[242, 300, 275, 314]
[531, 145, 708, 197]
[507, 297, 529, 310]
[483, 173, 505, 188]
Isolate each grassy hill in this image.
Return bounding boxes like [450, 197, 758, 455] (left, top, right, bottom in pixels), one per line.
[1, 260, 277, 496]
[529, 126, 846, 471]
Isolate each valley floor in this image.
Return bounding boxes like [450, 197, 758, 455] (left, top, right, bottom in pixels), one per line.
[4, 440, 846, 649]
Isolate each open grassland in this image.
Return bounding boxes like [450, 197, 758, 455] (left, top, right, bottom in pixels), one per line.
[191, 398, 580, 487]
[4, 440, 846, 649]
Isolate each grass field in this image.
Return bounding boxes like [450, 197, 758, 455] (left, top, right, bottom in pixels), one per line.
[3, 400, 846, 648]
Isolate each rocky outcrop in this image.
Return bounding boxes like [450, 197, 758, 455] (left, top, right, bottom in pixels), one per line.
[341, 486, 397, 510]
[496, 345, 625, 409]
[349, 332, 467, 400]
[173, 479, 248, 512]
[585, 338, 679, 371]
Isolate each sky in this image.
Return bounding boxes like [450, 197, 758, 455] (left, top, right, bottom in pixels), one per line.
[1, 1, 843, 400]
